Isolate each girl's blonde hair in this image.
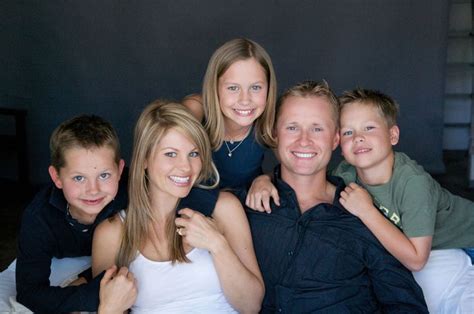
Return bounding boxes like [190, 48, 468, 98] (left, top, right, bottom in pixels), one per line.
[117, 100, 219, 267]
[202, 38, 277, 150]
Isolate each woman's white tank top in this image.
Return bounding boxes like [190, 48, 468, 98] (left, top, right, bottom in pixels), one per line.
[118, 210, 237, 313]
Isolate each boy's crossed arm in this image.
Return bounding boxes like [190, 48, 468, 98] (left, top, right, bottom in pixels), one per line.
[339, 182, 432, 271]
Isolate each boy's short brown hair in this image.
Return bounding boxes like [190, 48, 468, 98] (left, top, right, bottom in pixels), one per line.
[49, 115, 121, 170]
[276, 80, 340, 128]
[339, 88, 399, 127]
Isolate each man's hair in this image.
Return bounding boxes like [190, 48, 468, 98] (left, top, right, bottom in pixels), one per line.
[276, 80, 339, 128]
[49, 114, 121, 170]
[202, 38, 278, 149]
[339, 88, 399, 127]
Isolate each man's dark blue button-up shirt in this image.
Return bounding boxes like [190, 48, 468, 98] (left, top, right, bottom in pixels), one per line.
[246, 167, 428, 313]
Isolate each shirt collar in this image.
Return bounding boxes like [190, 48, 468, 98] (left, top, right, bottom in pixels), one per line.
[272, 165, 348, 216]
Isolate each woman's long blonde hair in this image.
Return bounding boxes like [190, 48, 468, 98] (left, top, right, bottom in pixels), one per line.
[117, 100, 218, 266]
[202, 38, 277, 150]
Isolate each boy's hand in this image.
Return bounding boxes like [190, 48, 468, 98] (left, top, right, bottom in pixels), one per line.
[68, 276, 87, 286]
[246, 174, 280, 213]
[98, 265, 137, 314]
[339, 182, 377, 219]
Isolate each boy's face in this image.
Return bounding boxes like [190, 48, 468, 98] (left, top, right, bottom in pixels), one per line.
[275, 95, 339, 181]
[339, 101, 399, 172]
[48, 146, 124, 225]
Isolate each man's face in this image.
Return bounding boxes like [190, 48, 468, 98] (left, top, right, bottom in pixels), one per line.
[275, 95, 339, 180]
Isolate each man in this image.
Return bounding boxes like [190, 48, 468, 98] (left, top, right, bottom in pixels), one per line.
[245, 80, 428, 313]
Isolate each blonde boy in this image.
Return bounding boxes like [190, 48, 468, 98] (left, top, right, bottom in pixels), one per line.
[335, 89, 474, 312]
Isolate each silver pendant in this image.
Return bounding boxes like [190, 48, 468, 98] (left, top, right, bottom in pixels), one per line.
[228, 152, 232, 157]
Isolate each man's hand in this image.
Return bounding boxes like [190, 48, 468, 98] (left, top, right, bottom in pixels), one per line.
[246, 174, 280, 213]
[98, 265, 137, 314]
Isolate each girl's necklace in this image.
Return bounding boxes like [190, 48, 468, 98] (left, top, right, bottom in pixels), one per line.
[224, 127, 252, 157]
[224, 140, 245, 157]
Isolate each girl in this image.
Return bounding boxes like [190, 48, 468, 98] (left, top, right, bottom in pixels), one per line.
[92, 100, 264, 313]
[183, 38, 277, 195]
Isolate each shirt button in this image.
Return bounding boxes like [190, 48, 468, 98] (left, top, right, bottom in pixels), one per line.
[288, 251, 293, 256]
[278, 309, 282, 312]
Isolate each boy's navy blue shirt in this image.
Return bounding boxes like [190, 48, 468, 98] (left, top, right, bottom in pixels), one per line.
[15, 174, 128, 313]
[16, 171, 218, 314]
[246, 166, 428, 313]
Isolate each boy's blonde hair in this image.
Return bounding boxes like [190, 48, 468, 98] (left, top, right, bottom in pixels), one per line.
[276, 80, 340, 133]
[117, 100, 219, 267]
[202, 38, 277, 149]
[49, 115, 121, 171]
[339, 88, 399, 127]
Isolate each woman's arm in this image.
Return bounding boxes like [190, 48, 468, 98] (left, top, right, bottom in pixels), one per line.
[340, 182, 432, 271]
[176, 192, 264, 313]
[92, 214, 123, 277]
[92, 215, 136, 314]
[182, 93, 204, 122]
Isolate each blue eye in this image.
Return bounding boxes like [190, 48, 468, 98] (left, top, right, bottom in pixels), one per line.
[251, 85, 262, 91]
[99, 172, 111, 180]
[342, 130, 353, 136]
[189, 151, 200, 158]
[73, 176, 85, 182]
[165, 152, 177, 157]
[313, 127, 322, 132]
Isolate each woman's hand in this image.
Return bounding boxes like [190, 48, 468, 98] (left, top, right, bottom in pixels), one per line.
[175, 208, 225, 253]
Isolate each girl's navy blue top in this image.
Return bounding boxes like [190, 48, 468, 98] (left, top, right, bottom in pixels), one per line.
[213, 129, 266, 191]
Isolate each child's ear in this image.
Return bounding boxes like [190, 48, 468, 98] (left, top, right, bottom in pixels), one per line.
[118, 159, 125, 177]
[48, 165, 63, 189]
[389, 125, 400, 146]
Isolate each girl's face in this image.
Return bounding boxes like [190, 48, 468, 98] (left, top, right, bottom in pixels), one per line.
[145, 128, 202, 202]
[218, 58, 268, 131]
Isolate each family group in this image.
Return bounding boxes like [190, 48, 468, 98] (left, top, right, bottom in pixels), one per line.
[13, 38, 474, 313]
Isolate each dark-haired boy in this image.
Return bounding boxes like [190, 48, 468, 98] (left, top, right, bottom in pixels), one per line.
[16, 115, 127, 313]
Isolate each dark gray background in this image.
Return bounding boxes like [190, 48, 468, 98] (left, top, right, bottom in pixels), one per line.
[1, 0, 448, 184]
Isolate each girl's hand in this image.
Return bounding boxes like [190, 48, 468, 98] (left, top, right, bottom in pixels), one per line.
[175, 208, 226, 253]
[246, 174, 280, 213]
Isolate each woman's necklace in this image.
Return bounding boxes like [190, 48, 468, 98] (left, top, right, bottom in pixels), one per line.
[224, 127, 252, 157]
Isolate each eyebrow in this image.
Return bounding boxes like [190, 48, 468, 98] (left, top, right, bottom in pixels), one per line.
[160, 146, 198, 151]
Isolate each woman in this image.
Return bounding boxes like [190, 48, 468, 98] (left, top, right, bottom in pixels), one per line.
[92, 100, 264, 313]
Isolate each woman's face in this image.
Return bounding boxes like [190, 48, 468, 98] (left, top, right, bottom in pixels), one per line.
[217, 58, 268, 130]
[145, 128, 202, 201]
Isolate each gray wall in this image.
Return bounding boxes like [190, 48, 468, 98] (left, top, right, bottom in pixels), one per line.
[1, 0, 449, 184]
